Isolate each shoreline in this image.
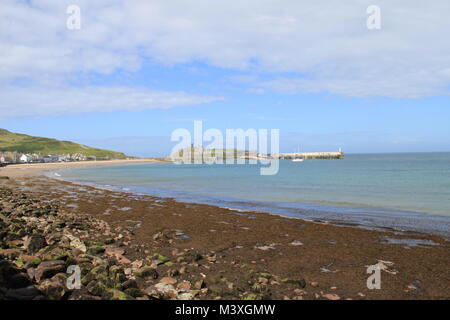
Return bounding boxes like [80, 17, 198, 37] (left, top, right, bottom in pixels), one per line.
[4, 160, 450, 239]
[0, 159, 165, 178]
[49, 174, 450, 239]
[50, 163, 450, 239]
[0, 163, 449, 299]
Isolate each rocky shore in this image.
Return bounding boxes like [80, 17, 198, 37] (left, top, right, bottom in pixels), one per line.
[1, 174, 449, 300]
[0, 185, 311, 300]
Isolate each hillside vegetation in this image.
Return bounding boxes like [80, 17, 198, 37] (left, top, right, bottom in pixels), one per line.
[0, 129, 129, 159]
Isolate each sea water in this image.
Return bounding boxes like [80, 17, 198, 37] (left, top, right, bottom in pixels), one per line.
[56, 153, 450, 237]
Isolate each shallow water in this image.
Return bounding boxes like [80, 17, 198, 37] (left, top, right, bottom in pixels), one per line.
[55, 152, 450, 237]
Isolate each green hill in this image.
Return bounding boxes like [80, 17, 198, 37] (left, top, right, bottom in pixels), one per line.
[0, 129, 129, 159]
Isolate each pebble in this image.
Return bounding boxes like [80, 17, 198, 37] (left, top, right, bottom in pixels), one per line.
[159, 277, 177, 285]
[323, 293, 341, 300]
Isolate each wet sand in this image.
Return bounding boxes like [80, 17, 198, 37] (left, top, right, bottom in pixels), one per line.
[0, 162, 449, 300]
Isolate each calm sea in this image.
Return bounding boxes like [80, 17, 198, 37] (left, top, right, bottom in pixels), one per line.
[56, 153, 450, 237]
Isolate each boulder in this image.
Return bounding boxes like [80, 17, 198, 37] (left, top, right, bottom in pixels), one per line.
[5, 285, 42, 300]
[34, 260, 66, 282]
[24, 235, 47, 254]
[121, 279, 138, 290]
[87, 280, 108, 297]
[37, 275, 67, 300]
[8, 272, 32, 289]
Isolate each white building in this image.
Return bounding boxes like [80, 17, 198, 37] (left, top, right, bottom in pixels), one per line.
[20, 154, 31, 163]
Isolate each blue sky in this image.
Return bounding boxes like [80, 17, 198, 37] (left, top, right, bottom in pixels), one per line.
[1, 1, 450, 157]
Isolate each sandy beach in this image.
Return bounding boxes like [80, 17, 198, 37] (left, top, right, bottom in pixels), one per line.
[0, 159, 165, 178]
[0, 161, 449, 300]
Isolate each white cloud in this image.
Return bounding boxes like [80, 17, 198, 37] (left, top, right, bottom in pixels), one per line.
[0, 86, 221, 120]
[1, 0, 450, 99]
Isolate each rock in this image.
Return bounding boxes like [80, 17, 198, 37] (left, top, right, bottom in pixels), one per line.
[66, 234, 87, 253]
[5, 285, 42, 300]
[34, 260, 66, 282]
[87, 245, 105, 255]
[67, 291, 101, 300]
[259, 272, 272, 279]
[323, 293, 340, 300]
[8, 272, 32, 289]
[24, 235, 47, 254]
[405, 281, 422, 293]
[87, 280, 109, 297]
[194, 280, 205, 289]
[179, 266, 187, 274]
[103, 289, 133, 300]
[281, 278, 306, 288]
[105, 247, 125, 258]
[124, 288, 144, 298]
[14, 259, 25, 268]
[41, 247, 69, 261]
[159, 277, 177, 285]
[135, 267, 159, 279]
[167, 269, 180, 277]
[178, 292, 195, 300]
[131, 260, 143, 269]
[37, 276, 67, 300]
[121, 279, 138, 290]
[152, 253, 170, 264]
[244, 293, 261, 300]
[294, 289, 307, 295]
[143, 285, 163, 299]
[179, 251, 203, 263]
[89, 265, 107, 276]
[252, 282, 268, 294]
[108, 265, 127, 283]
[26, 267, 36, 280]
[124, 268, 132, 276]
[310, 281, 319, 287]
[177, 281, 191, 290]
[24, 256, 41, 268]
[154, 283, 177, 298]
[0, 249, 22, 260]
[0, 260, 22, 281]
[152, 232, 164, 241]
[117, 255, 131, 265]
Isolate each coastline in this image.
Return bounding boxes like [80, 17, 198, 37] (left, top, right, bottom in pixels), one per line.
[0, 162, 449, 299]
[0, 159, 165, 178]
[47, 161, 450, 239]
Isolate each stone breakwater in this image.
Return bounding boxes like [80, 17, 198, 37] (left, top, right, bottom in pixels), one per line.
[0, 187, 309, 300]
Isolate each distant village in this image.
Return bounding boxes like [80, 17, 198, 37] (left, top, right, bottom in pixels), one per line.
[0, 151, 112, 165]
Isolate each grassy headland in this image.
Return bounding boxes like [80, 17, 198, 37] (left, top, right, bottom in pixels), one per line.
[0, 129, 129, 159]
